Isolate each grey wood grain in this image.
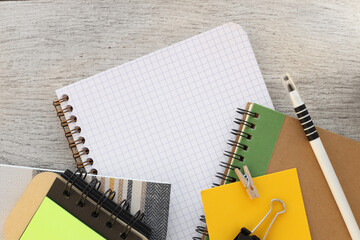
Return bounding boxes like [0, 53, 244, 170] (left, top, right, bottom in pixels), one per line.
[0, 0, 359, 171]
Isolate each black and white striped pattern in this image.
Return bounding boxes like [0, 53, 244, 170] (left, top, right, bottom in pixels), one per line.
[294, 104, 319, 141]
[144, 182, 171, 240]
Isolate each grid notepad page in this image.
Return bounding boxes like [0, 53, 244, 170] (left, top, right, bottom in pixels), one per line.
[56, 23, 274, 239]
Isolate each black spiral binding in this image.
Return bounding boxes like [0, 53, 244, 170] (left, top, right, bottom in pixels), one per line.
[63, 169, 87, 196]
[121, 211, 145, 239]
[61, 170, 150, 239]
[92, 189, 116, 217]
[192, 224, 208, 240]
[107, 200, 130, 228]
[78, 178, 102, 207]
[193, 107, 259, 240]
[54, 95, 97, 174]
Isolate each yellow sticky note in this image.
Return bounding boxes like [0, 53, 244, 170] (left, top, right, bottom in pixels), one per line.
[201, 168, 311, 240]
[20, 197, 105, 240]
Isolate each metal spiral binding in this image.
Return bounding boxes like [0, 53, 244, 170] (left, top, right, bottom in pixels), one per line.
[106, 200, 130, 228]
[53, 94, 97, 174]
[193, 107, 258, 240]
[230, 129, 252, 140]
[234, 118, 255, 129]
[236, 108, 258, 118]
[63, 170, 87, 197]
[192, 215, 208, 239]
[92, 189, 116, 217]
[214, 172, 237, 183]
[121, 211, 145, 239]
[199, 215, 206, 223]
[63, 170, 144, 239]
[223, 150, 244, 162]
[227, 140, 248, 151]
[78, 178, 102, 207]
[192, 226, 208, 240]
[219, 161, 237, 171]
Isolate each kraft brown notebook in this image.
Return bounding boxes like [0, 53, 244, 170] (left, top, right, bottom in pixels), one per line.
[195, 103, 359, 240]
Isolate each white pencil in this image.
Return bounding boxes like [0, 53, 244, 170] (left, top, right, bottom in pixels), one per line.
[282, 73, 360, 240]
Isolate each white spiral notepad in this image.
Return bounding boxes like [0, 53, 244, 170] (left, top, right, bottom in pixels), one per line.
[55, 23, 273, 239]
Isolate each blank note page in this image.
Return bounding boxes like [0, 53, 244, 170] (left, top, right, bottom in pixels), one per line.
[56, 22, 273, 239]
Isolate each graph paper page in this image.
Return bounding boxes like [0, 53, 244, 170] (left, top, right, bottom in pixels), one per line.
[56, 23, 273, 239]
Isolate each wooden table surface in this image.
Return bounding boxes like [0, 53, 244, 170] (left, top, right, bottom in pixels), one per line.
[0, 0, 359, 171]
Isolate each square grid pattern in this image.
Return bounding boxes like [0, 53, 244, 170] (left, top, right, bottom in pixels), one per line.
[57, 23, 273, 239]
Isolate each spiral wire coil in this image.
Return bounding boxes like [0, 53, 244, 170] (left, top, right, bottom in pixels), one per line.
[54, 95, 97, 174]
[63, 171, 143, 239]
[193, 107, 258, 240]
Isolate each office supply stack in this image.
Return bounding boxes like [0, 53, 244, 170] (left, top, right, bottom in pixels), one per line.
[52, 23, 274, 239]
[1, 164, 171, 240]
[196, 101, 360, 239]
[1, 22, 359, 240]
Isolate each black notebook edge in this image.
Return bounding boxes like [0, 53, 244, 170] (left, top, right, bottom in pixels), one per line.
[61, 170, 152, 238]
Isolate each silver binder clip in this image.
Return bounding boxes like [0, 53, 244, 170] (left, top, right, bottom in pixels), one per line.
[235, 199, 286, 240]
[235, 166, 259, 199]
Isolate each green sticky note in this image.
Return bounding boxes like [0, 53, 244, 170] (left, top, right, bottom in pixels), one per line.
[20, 197, 105, 240]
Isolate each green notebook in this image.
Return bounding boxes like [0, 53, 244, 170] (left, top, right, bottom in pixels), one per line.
[197, 103, 360, 240]
[225, 103, 285, 181]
